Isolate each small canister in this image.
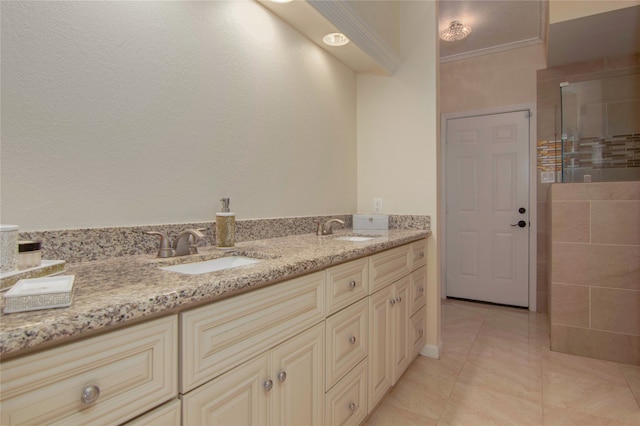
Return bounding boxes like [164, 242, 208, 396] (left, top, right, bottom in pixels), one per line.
[18, 240, 42, 270]
[0, 224, 19, 273]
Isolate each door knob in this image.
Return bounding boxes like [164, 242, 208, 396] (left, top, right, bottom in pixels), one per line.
[510, 220, 527, 228]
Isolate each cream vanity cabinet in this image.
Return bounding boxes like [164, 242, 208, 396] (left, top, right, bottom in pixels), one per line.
[0, 315, 178, 426]
[368, 240, 427, 411]
[180, 271, 326, 426]
[323, 258, 369, 426]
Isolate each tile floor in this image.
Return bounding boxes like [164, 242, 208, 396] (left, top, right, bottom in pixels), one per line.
[365, 299, 640, 425]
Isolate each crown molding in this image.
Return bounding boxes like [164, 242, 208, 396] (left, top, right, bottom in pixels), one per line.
[440, 38, 544, 64]
[307, 0, 400, 75]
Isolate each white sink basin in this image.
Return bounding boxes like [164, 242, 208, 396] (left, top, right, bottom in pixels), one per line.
[335, 236, 374, 242]
[159, 256, 262, 275]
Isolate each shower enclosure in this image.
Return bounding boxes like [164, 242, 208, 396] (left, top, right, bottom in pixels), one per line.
[560, 74, 640, 182]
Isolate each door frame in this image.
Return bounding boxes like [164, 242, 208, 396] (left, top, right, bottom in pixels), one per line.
[440, 103, 538, 311]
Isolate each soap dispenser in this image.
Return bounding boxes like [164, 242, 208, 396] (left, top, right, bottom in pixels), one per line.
[216, 198, 236, 248]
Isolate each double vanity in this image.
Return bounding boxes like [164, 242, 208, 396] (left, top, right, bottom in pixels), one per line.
[0, 229, 429, 425]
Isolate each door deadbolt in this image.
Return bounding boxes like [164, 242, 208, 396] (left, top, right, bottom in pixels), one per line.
[518, 207, 526, 214]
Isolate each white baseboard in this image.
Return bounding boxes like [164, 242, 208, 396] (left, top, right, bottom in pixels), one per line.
[419, 342, 442, 359]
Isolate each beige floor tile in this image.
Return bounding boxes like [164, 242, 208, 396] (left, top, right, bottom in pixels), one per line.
[383, 373, 456, 420]
[364, 401, 438, 426]
[440, 382, 543, 425]
[457, 355, 542, 403]
[620, 364, 640, 406]
[543, 405, 637, 426]
[368, 300, 640, 426]
[406, 352, 465, 382]
[542, 349, 629, 387]
[543, 370, 640, 423]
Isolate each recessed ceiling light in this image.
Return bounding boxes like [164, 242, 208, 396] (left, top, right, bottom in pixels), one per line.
[322, 32, 350, 47]
[270, 0, 293, 3]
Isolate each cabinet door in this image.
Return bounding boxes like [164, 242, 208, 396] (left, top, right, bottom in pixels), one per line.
[392, 276, 411, 384]
[125, 399, 181, 426]
[325, 298, 368, 390]
[1, 315, 177, 426]
[325, 257, 369, 315]
[410, 239, 427, 271]
[409, 266, 427, 316]
[181, 354, 269, 426]
[367, 286, 393, 412]
[325, 359, 368, 426]
[369, 245, 411, 294]
[411, 306, 426, 359]
[271, 323, 325, 426]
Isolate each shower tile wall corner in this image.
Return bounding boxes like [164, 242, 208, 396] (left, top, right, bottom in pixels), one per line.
[549, 182, 640, 366]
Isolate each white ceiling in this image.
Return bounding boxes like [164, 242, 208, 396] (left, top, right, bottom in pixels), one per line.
[258, 1, 639, 72]
[438, 0, 546, 63]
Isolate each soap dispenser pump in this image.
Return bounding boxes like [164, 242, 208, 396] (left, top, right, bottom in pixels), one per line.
[216, 198, 236, 248]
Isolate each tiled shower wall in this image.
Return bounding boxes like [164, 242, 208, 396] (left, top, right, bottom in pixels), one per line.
[549, 182, 640, 366]
[536, 53, 640, 313]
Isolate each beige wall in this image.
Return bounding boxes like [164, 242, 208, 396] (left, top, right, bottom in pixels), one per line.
[549, 182, 640, 365]
[550, 0, 640, 23]
[440, 44, 546, 115]
[357, 1, 440, 355]
[1, 1, 357, 230]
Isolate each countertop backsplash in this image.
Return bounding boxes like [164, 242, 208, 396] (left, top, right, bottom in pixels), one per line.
[18, 214, 430, 264]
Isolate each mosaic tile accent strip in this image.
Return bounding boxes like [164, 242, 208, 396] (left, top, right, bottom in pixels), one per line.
[563, 134, 640, 169]
[19, 214, 429, 264]
[537, 139, 562, 172]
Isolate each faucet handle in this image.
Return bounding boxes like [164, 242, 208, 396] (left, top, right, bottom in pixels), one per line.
[144, 231, 172, 258]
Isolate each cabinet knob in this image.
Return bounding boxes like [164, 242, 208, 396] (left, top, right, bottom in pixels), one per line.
[419, 328, 424, 336]
[277, 371, 287, 382]
[263, 379, 273, 391]
[396, 296, 402, 303]
[348, 402, 356, 412]
[419, 251, 425, 258]
[419, 287, 424, 293]
[348, 280, 357, 289]
[390, 299, 396, 305]
[81, 385, 100, 405]
[349, 336, 357, 345]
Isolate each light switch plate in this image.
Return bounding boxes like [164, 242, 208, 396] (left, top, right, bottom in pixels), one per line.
[540, 171, 555, 183]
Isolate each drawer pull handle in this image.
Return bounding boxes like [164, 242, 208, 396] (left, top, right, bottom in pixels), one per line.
[349, 336, 357, 345]
[263, 379, 273, 391]
[277, 371, 287, 382]
[81, 385, 100, 405]
[348, 402, 356, 412]
[348, 280, 357, 289]
[396, 296, 402, 303]
[390, 299, 396, 305]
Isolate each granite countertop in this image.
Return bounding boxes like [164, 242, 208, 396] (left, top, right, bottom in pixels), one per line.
[0, 229, 429, 358]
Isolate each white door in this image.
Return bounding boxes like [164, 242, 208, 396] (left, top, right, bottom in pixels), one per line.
[446, 111, 530, 307]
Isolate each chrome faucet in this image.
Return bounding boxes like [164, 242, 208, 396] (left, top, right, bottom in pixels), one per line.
[145, 228, 205, 258]
[316, 218, 345, 236]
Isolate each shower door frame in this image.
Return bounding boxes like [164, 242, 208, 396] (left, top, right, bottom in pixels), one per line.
[440, 103, 538, 311]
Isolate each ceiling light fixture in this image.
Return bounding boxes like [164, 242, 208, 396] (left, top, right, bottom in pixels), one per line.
[439, 21, 472, 42]
[270, 0, 293, 3]
[322, 32, 350, 47]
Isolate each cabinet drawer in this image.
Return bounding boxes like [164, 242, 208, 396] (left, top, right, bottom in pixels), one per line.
[325, 359, 367, 426]
[411, 306, 426, 358]
[409, 266, 426, 316]
[181, 271, 325, 392]
[369, 245, 411, 294]
[0, 315, 178, 426]
[410, 239, 427, 271]
[325, 258, 369, 315]
[325, 298, 368, 391]
[125, 399, 181, 426]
